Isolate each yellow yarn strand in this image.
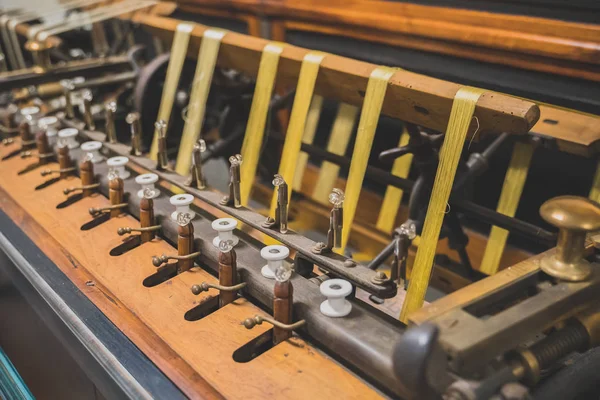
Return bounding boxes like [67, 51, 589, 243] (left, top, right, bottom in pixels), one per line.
[269, 52, 325, 216]
[341, 67, 396, 251]
[400, 86, 485, 323]
[293, 95, 324, 191]
[376, 129, 412, 233]
[175, 29, 226, 175]
[149, 23, 194, 160]
[240, 43, 284, 206]
[479, 141, 534, 275]
[312, 103, 359, 204]
[589, 161, 600, 203]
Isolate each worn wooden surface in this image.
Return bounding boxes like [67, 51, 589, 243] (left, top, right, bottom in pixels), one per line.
[132, 13, 539, 136]
[0, 146, 381, 399]
[176, 0, 600, 81]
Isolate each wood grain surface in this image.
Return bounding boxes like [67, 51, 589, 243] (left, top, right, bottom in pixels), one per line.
[0, 144, 382, 399]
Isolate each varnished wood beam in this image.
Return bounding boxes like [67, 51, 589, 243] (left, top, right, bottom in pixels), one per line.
[132, 13, 539, 135]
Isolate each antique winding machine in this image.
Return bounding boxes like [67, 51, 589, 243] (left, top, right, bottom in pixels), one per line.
[0, 1, 599, 399]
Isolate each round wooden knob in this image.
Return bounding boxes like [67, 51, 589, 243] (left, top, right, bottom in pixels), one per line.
[540, 196, 600, 281]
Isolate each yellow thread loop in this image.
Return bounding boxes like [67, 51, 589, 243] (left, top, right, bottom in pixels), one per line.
[376, 128, 412, 233]
[480, 141, 534, 275]
[312, 103, 359, 204]
[293, 95, 324, 191]
[240, 43, 284, 206]
[269, 51, 326, 217]
[175, 28, 227, 175]
[400, 86, 486, 323]
[149, 23, 195, 160]
[341, 66, 397, 252]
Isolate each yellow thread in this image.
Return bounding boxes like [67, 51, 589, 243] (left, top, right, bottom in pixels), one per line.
[400, 86, 485, 323]
[341, 67, 396, 251]
[269, 52, 325, 217]
[175, 29, 226, 175]
[376, 129, 412, 233]
[312, 103, 358, 204]
[240, 43, 284, 206]
[479, 141, 534, 275]
[149, 23, 194, 160]
[293, 95, 324, 191]
[589, 161, 600, 203]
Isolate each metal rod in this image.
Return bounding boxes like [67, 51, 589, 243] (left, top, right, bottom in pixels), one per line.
[242, 315, 306, 331]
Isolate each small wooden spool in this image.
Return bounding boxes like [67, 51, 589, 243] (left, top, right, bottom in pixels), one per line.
[273, 280, 293, 345]
[108, 177, 124, 218]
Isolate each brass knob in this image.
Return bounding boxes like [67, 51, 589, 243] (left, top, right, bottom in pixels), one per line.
[540, 196, 600, 281]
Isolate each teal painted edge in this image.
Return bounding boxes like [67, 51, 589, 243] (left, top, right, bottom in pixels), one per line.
[0, 346, 34, 400]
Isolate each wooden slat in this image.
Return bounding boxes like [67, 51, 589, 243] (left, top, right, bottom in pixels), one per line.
[131, 13, 539, 136]
[0, 149, 381, 400]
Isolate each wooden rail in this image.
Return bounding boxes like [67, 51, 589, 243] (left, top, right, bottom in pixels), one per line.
[132, 13, 539, 135]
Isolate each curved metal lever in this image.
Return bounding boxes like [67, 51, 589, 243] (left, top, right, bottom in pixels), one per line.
[117, 225, 161, 236]
[89, 203, 128, 216]
[41, 167, 76, 176]
[242, 315, 306, 331]
[152, 252, 201, 267]
[64, 183, 100, 195]
[191, 281, 247, 295]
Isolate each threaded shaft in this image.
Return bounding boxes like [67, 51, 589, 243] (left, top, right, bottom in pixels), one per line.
[531, 323, 589, 369]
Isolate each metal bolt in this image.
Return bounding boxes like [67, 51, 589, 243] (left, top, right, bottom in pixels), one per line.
[343, 259, 356, 268]
[371, 271, 389, 284]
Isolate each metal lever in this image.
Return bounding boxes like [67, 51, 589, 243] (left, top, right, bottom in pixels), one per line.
[242, 315, 306, 331]
[89, 203, 128, 217]
[118, 225, 161, 236]
[63, 183, 100, 195]
[41, 167, 76, 176]
[152, 252, 201, 268]
[191, 282, 247, 294]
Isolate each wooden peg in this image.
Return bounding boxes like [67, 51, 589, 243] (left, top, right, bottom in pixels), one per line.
[58, 146, 72, 179]
[177, 222, 195, 273]
[140, 197, 157, 242]
[35, 131, 53, 163]
[80, 159, 95, 197]
[219, 248, 238, 307]
[109, 177, 124, 218]
[273, 280, 293, 345]
[19, 121, 34, 148]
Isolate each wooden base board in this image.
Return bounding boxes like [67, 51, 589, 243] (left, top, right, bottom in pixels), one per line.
[0, 147, 381, 399]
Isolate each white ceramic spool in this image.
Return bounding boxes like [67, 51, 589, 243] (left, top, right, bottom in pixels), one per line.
[58, 128, 79, 149]
[80, 141, 104, 163]
[320, 279, 353, 318]
[106, 156, 130, 180]
[135, 173, 160, 199]
[211, 218, 239, 248]
[37, 116, 60, 147]
[21, 106, 41, 133]
[260, 245, 290, 280]
[170, 194, 195, 221]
